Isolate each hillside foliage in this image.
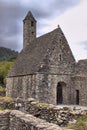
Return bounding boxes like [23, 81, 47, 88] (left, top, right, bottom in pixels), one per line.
[0, 47, 18, 61]
[0, 47, 18, 86]
[0, 61, 14, 85]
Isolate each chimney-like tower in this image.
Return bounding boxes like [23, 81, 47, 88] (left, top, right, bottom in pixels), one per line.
[23, 11, 37, 48]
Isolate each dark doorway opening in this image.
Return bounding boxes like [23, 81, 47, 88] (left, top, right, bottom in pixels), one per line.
[57, 83, 63, 104]
[76, 90, 79, 105]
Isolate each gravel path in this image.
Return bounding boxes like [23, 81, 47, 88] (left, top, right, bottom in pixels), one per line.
[57, 105, 87, 110]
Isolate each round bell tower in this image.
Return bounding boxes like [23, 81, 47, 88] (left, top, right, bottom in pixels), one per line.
[23, 11, 37, 48]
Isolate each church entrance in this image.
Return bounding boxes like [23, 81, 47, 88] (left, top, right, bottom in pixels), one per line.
[57, 82, 63, 104]
[76, 90, 79, 105]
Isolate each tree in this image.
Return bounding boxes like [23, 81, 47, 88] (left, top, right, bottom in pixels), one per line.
[0, 61, 14, 86]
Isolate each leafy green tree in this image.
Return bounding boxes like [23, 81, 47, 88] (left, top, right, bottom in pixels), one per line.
[0, 61, 14, 86]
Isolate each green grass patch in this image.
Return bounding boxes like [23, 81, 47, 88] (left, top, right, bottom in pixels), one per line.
[67, 115, 87, 130]
[77, 115, 87, 122]
[0, 107, 5, 111]
[74, 120, 87, 130]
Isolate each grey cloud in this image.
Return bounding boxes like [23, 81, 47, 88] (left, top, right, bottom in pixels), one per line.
[0, 1, 25, 50]
[79, 41, 87, 50]
[0, 0, 81, 51]
[0, 34, 21, 51]
[29, 0, 81, 19]
[50, 0, 81, 10]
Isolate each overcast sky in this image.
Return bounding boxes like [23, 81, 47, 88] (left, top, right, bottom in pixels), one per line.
[0, 0, 87, 61]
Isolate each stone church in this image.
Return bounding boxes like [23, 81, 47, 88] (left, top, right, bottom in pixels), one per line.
[6, 11, 87, 106]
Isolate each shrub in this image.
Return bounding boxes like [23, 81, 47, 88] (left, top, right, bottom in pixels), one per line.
[0, 61, 14, 85]
[0, 86, 6, 92]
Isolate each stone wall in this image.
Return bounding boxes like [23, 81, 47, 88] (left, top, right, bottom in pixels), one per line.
[10, 110, 62, 130]
[0, 99, 87, 130]
[0, 110, 10, 130]
[0, 97, 14, 109]
[71, 59, 87, 105]
[15, 98, 87, 127]
[0, 110, 62, 130]
[6, 73, 73, 105]
[35, 73, 72, 105]
[7, 72, 87, 106]
[71, 76, 87, 106]
[23, 12, 36, 48]
[6, 75, 36, 99]
[0, 91, 6, 97]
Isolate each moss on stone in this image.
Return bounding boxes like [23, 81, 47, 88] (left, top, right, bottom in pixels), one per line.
[36, 102, 50, 108]
[0, 107, 5, 111]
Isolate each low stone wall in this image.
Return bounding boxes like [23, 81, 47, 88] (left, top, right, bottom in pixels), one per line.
[0, 110, 10, 130]
[0, 98, 87, 129]
[0, 97, 15, 109]
[16, 98, 87, 126]
[0, 110, 62, 130]
[10, 110, 62, 130]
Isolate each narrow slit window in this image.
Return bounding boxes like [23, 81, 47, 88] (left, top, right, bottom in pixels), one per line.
[59, 54, 62, 61]
[31, 21, 34, 26]
[60, 39, 61, 42]
[32, 32, 34, 35]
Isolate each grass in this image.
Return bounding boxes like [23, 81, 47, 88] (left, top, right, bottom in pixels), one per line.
[0, 107, 5, 111]
[67, 115, 87, 130]
[36, 102, 50, 108]
[0, 96, 13, 102]
[77, 115, 87, 122]
[74, 120, 87, 130]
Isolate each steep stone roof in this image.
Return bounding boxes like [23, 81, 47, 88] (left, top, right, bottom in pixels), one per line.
[8, 27, 75, 77]
[23, 11, 36, 22]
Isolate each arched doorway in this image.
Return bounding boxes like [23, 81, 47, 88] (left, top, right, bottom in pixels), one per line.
[57, 82, 63, 104]
[56, 82, 67, 104]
